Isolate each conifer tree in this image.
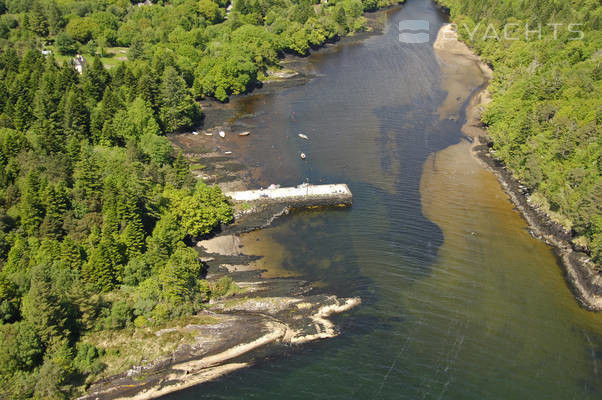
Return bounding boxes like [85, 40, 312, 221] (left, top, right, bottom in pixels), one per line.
[59, 237, 85, 271]
[20, 171, 44, 236]
[21, 263, 69, 346]
[83, 239, 118, 292]
[173, 152, 190, 189]
[82, 56, 110, 101]
[73, 144, 102, 210]
[12, 96, 32, 131]
[28, 2, 49, 37]
[122, 215, 145, 260]
[159, 67, 200, 133]
[63, 86, 89, 139]
[137, 68, 160, 114]
[40, 183, 67, 239]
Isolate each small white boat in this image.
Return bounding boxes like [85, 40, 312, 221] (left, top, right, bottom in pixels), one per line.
[219, 130, 226, 138]
[238, 131, 250, 136]
[205, 132, 213, 136]
[298, 133, 309, 140]
[192, 131, 199, 135]
[224, 151, 232, 155]
[300, 152, 306, 160]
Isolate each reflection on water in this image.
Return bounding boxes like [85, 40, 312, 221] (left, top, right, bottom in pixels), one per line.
[166, 0, 602, 398]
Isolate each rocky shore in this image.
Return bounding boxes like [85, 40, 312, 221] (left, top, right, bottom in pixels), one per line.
[80, 50, 361, 400]
[80, 205, 360, 400]
[434, 24, 602, 311]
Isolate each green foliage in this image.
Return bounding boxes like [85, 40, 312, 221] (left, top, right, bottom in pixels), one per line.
[0, 274, 21, 323]
[103, 300, 133, 330]
[65, 17, 98, 43]
[211, 275, 241, 298]
[0, 0, 389, 395]
[166, 183, 233, 238]
[441, 0, 602, 263]
[0, 321, 43, 374]
[159, 67, 201, 133]
[21, 263, 70, 346]
[158, 243, 204, 305]
[73, 342, 104, 375]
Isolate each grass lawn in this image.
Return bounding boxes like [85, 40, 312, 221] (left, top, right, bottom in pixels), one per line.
[44, 46, 129, 69]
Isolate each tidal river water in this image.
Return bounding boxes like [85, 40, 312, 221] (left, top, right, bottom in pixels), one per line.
[168, 0, 602, 398]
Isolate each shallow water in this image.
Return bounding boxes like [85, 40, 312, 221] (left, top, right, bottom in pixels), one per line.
[166, 0, 602, 398]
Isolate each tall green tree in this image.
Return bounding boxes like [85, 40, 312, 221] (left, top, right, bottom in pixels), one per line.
[159, 67, 200, 133]
[20, 171, 44, 236]
[63, 86, 90, 139]
[21, 263, 70, 346]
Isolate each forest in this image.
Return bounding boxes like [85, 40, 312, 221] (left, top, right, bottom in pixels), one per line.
[0, 0, 401, 398]
[440, 0, 601, 263]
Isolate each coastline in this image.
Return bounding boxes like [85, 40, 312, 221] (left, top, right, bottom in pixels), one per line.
[433, 24, 602, 311]
[77, 7, 400, 398]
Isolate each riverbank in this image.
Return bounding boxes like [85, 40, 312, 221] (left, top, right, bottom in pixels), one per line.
[433, 24, 602, 311]
[78, 7, 401, 397]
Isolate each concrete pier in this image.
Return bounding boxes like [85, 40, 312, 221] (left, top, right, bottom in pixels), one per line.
[225, 183, 352, 207]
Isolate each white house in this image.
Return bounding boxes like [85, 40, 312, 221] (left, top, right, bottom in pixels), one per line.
[73, 54, 87, 74]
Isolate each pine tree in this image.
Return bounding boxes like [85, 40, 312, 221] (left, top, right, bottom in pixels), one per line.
[40, 183, 67, 239]
[137, 68, 160, 114]
[73, 144, 102, 210]
[82, 56, 109, 101]
[0, 273, 21, 323]
[158, 244, 203, 305]
[82, 239, 117, 292]
[59, 237, 85, 271]
[12, 96, 32, 131]
[20, 171, 44, 236]
[122, 215, 145, 260]
[57, 64, 79, 94]
[159, 67, 200, 133]
[173, 152, 190, 189]
[63, 86, 89, 139]
[21, 263, 69, 346]
[28, 2, 49, 37]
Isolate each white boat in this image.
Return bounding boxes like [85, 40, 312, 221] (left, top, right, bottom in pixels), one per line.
[205, 132, 213, 136]
[192, 131, 199, 135]
[300, 152, 306, 160]
[238, 131, 250, 136]
[298, 133, 309, 140]
[219, 130, 226, 138]
[224, 151, 232, 155]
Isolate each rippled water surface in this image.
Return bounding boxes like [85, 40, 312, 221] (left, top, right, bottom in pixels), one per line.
[167, 0, 602, 398]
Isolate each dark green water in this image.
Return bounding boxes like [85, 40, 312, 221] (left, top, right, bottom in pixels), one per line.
[167, 0, 602, 398]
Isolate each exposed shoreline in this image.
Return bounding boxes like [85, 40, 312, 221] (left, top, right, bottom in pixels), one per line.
[77, 8, 396, 398]
[433, 24, 602, 311]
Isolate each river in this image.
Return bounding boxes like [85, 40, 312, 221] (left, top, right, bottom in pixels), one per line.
[167, 0, 602, 398]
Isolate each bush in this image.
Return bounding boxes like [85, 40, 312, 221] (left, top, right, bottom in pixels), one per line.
[210, 276, 240, 298]
[133, 315, 148, 328]
[73, 342, 104, 375]
[104, 301, 133, 330]
[55, 32, 77, 55]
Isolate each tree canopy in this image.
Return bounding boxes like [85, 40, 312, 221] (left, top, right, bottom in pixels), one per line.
[440, 0, 601, 263]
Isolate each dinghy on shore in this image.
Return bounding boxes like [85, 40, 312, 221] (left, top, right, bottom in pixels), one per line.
[239, 131, 250, 136]
[219, 130, 226, 138]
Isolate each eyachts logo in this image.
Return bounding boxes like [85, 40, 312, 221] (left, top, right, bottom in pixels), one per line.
[398, 20, 430, 44]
